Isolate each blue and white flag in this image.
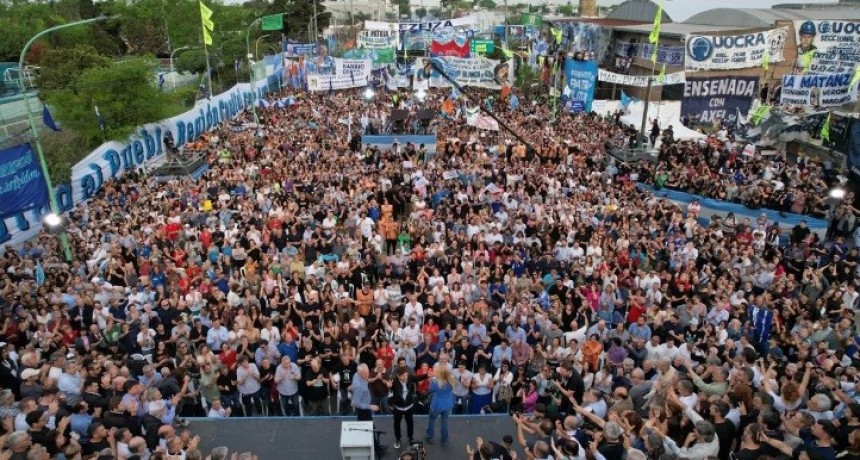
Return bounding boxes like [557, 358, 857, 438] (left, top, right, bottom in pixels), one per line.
[94, 105, 106, 134]
[42, 105, 60, 132]
[509, 94, 520, 110]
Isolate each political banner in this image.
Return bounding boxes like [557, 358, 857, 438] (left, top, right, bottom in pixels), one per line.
[342, 47, 395, 66]
[685, 28, 788, 71]
[794, 20, 860, 74]
[364, 14, 478, 32]
[0, 144, 48, 219]
[423, 57, 513, 90]
[821, 112, 853, 154]
[563, 22, 614, 63]
[334, 58, 373, 81]
[283, 43, 318, 57]
[780, 72, 857, 106]
[306, 73, 369, 91]
[470, 39, 495, 56]
[598, 69, 685, 87]
[562, 58, 598, 113]
[615, 42, 685, 67]
[357, 30, 397, 49]
[430, 40, 470, 58]
[682, 76, 758, 125]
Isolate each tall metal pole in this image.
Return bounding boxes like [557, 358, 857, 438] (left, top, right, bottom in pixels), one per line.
[246, 17, 263, 126]
[170, 45, 193, 91]
[255, 34, 271, 60]
[18, 15, 117, 262]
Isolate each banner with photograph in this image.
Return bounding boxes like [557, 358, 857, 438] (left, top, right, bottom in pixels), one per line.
[598, 69, 685, 87]
[614, 42, 685, 67]
[421, 57, 513, 90]
[793, 20, 860, 74]
[682, 76, 757, 125]
[562, 58, 598, 112]
[306, 73, 368, 92]
[283, 43, 318, 57]
[341, 47, 395, 66]
[780, 72, 857, 106]
[560, 22, 614, 63]
[430, 40, 470, 58]
[334, 58, 373, 81]
[685, 28, 788, 71]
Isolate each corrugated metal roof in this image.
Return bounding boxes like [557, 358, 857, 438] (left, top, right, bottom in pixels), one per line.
[684, 8, 860, 27]
[612, 22, 739, 38]
[606, 0, 673, 23]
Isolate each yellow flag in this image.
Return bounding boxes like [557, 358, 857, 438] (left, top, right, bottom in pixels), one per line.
[550, 27, 563, 44]
[650, 45, 658, 64]
[851, 65, 860, 88]
[821, 113, 831, 142]
[762, 49, 770, 70]
[657, 63, 666, 84]
[199, 0, 213, 22]
[649, 2, 662, 44]
[501, 47, 513, 58]
[200, 0, 214, 45]
[203, 28, 213, 46]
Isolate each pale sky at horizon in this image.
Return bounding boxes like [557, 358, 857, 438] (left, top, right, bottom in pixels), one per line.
[598, 0, 838, 22]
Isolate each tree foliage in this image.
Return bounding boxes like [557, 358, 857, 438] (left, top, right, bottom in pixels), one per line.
[265, 0, 328, 42]
[43, 56, 175, 147]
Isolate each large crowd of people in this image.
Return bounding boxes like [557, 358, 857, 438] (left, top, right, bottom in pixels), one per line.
[0, 80, 858, 460]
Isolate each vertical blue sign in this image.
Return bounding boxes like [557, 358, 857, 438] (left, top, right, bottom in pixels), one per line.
[563, 58, 597, 112]
[0, 144, 48, 219]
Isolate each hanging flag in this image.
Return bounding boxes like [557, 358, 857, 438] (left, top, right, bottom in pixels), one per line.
[762, 48, 770, 70]
[820, 112, 831, 142]
[657, 63, 666, 84]
[94, 105, 106, 134]
[42, 105, 60, 132]
[261, 13, 283, 31]
[750, 104, 770, 126]
[509, 93, 520, 110]
[200, 0, 214, 46]
[501, 46, 513, 58]
[801, 50, 814, 73]
[621, 90, 632, 107]
[649, 2, 662, 45]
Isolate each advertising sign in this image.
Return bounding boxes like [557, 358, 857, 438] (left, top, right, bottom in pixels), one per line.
[598, 69, 685, 87]
[562, 58, 598, 112]
[780, 72, 857, 106]
[794, 20, 860, 74]
[685, 28, 788, 71]
[682, 76, 758, 125]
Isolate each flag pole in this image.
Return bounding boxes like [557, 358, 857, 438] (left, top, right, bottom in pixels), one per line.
[638, 1, 662, 150]
[203, 38, 213, 98]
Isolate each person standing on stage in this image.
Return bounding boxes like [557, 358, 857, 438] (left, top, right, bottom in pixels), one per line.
[389, 366, 429, 449]
[425, 365, 456, 447]
[351, 363, 387, 454]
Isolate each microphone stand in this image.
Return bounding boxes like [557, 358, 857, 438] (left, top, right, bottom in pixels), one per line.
[428, 60, 537, 158]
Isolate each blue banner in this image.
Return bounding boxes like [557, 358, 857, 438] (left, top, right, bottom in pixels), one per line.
[681, 76, 758, 126]
[283, 43, 318, 57]
[0, 145, 48, 219]
[562, 58, 597, 112]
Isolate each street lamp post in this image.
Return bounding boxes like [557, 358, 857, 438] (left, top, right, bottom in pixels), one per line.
[245, 17, 263, 126]
[19, 15, 118, 262]
[170, 45, 194, 91]
[255, 34, 271, 60]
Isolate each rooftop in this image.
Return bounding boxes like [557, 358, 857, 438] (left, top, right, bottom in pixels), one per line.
[611, 22, 739, 38]
[685, 7, 860, 27]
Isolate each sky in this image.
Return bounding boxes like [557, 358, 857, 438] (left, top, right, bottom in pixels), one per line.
[597, 0, 838, 22]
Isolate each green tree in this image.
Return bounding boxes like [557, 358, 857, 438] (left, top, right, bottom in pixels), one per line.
[396, 0, 410, 16]
[478, 0, 497, 9]
[37, 45, 111, 92]
[428, 8, 442, 18]
[415, 7, 427, 18]
[43, 56, 176, 146]
[557, 3, 575, 16]
[266, 0, 328, 42]
[174, 49, 209, 74]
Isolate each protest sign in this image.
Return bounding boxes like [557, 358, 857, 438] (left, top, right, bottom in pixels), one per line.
[685, 28, 788, 71]
[598, 69, 685, 87]
[283, 43, 317, 57]
[307, 73, 369, 91]
[793, 20, 860, 74]
[562, 58, 598, 112]
[357, 30, 397, 49]
[682, 76, 758, 125]
[0, 144, 48, 219]
[430, 40, 470, 58]
[780, 72, 857, 106]
[615, 42, 685, 67]
[334, 58, 372, 81]
[424, 57, 513, 90]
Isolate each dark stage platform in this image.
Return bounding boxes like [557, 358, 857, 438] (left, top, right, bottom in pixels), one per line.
[188, 415, 519, 460]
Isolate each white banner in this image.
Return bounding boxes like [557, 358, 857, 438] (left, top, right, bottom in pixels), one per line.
[357, 30, 397, 49]
[307, 73, 369, 92]
[598, 69, 685, 87]
[334, 58, 372, 81]
[780, 72, 857, 106]
[685, 27, 788, 71]
[793, 20, 860, 74]
[365, 14, 479, 32]
[421, 57, 513, 90]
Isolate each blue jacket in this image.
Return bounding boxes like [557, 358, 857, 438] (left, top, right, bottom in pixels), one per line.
[428, 379, 455, 412]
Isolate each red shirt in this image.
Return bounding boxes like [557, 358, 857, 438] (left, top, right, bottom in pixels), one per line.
[219, 349, 238, 369]
[375, 346, 395, 370]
